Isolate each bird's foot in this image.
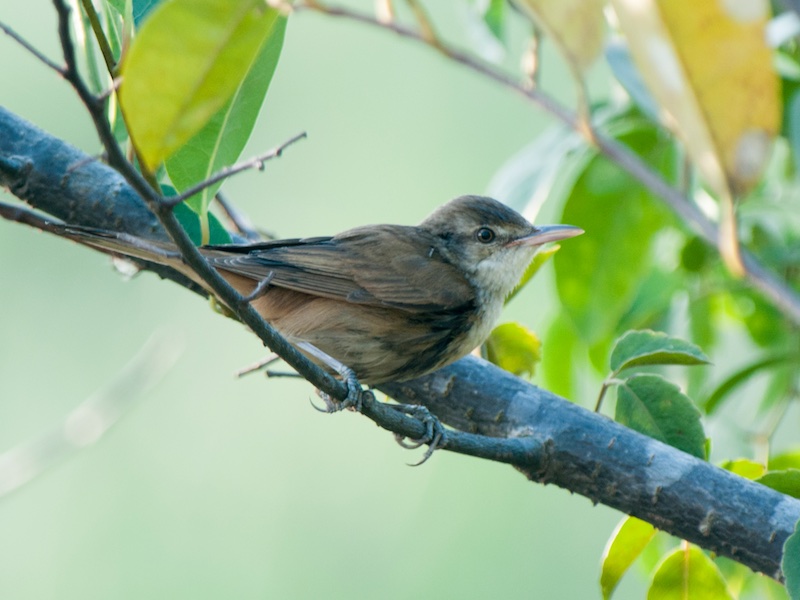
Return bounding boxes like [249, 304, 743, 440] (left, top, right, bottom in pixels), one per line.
[390, 403, 445, 466]
[311, 365, 367, 413]
[294, 341, 366, 413]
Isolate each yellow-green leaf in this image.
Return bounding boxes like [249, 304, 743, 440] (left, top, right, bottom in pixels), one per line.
[505, 244, 560, 305]
[514, 0, 605, 72]
[120, 0, 281, 170]
[484, 322, 541, 378]
[770, 449, 800, 471]
[165, 11, 287, 236]
[757, 469, 800, 499]
[719, 458, 765, 481]
[600, 516, 657, 599]
[648, 545, 733, 599]
[611, 0, 780, 197]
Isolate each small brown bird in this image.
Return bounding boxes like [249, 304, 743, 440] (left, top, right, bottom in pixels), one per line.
[66, 195, 582, 384]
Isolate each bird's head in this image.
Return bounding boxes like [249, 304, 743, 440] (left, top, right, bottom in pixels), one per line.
[420, 195, 583, 299]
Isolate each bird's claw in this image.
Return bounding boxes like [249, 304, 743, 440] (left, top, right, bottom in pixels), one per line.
[391, 403, 445, 466]
[311, 366, 368, 413]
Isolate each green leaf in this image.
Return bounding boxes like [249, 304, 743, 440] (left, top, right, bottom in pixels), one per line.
[787, 89, 800, 177]
[757, 470, 800, 499]
[555, 116, 675, 345]
[173, 202, 231, 246]
[615, 374, 706, 459]
[120, 0, 283, 170]
[735, 291, 792, 349]
[105, 0, 128, 15]
[680, 235, 713, 273]
[132, 0, 161, 26]
[770, 449, 800, 471]
[617, 269, 680, 333]
[648, 546, 733, 600]
[166, 13, 287, 217]
[605, 40, 660, 122]
[481, 0, 505, 42]
[505, 245, 560, 305]
[487, 121, 587, 215]
[784, 518, 800, 600]
[610, 330, 710, 374]
[688, 292, 720, 365]
[542, 313, 577, 399]
[719, 458, 765, 481]
[484, 322, 541, 378]
[703, 353, 793, 415]
[600, 516, 657, 600]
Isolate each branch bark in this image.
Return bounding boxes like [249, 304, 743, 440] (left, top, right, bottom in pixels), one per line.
[1, 106, 798, 580]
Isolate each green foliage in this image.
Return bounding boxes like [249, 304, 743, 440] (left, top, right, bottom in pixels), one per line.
[720, 458, 766, 480]
[597, 330, 708, 459]
[600, 516, 657, 599]
[554, 114, 675, 348]
[505, 245, 560, 305]
[757, 470, 800, 499]
[609, 330, 709, 374]
[479, 0, 505, 42]
[119, 0, 284, 172]
[785, 519, 800, 600]
[165, 13, 287, 219]
[615, 374, 706, 459]
[542, 313, 578, 399]
[648, 546, 733, 599]
[771, 449, 800, 471]
[484, 322, 541, 378]
[704, 354, 794, 415]
[132, 0, 161, 25]
[173, 202, 231, 246]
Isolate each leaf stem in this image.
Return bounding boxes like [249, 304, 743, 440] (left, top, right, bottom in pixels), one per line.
[79, 0, 117, 75]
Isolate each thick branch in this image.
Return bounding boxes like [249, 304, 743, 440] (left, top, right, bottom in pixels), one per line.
[381, 359, 800, 579]
[1, 106, 798, 580]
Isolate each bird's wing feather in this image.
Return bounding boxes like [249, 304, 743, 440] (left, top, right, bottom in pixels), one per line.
[203, 225, 474, 311]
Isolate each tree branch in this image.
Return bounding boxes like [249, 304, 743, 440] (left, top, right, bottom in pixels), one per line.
[1, 105, 798, 580]
[163, 132, 308, 207]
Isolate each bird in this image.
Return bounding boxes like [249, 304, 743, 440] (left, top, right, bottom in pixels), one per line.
[62, 195, 583, 385]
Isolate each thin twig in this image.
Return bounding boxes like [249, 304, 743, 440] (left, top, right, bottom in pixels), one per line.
[293, 2, 578, 128]
[52, 0, 129, 174]
[164, 132, 308, 207]
[0, 20, 64, 74]
[215, 191, 264, 241]
[236, 353, 280, 377]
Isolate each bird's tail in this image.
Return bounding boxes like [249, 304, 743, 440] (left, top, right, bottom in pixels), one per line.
[0, 201, 187, 273]
[60, 225, 183, 266]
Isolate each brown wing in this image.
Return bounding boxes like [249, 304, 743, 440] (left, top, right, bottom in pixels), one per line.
[202, 225, 475, 312]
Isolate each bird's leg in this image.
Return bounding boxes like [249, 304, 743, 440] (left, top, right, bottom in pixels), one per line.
[390, 403, 446, 466]
[296, 341, 364, 412]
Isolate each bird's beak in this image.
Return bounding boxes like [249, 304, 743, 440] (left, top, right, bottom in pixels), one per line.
[509, 224, 584, 247]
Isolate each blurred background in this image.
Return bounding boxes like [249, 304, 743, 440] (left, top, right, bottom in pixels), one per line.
[0, 1, 644, 598]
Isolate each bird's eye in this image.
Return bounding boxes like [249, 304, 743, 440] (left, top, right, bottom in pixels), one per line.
[475, 227, 495, 243]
